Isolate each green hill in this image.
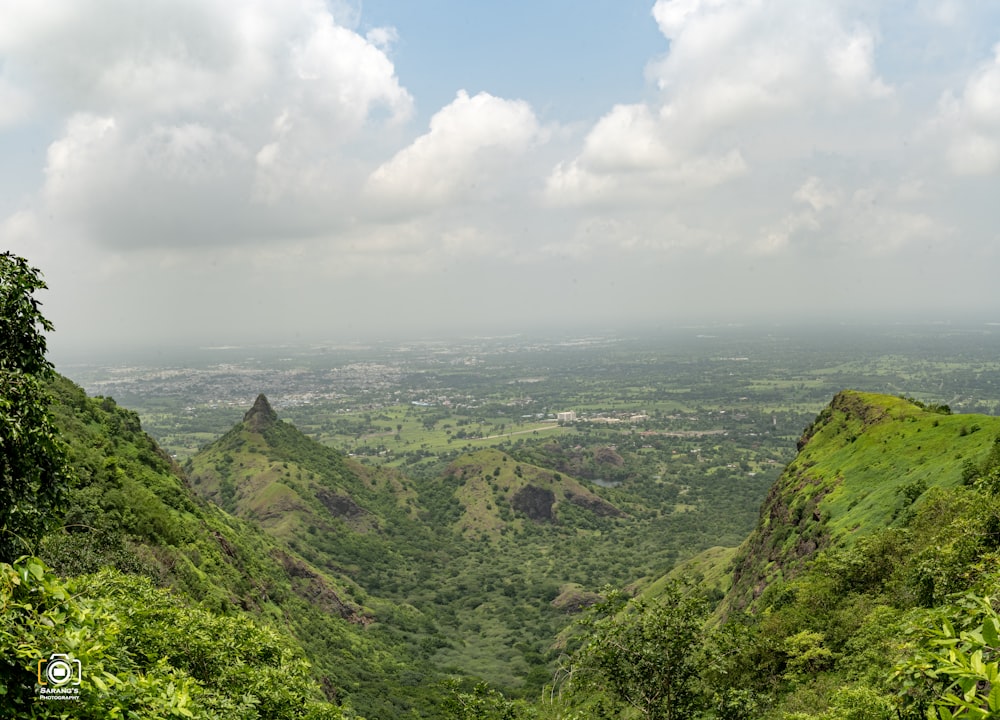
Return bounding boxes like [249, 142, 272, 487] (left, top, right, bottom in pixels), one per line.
[33, 377, 442, 718]
[185, 398, 642, 692]
[726, 390, 1000, 613]
[187, 393, 436, 580]
[585, 392, 1000, 720]
[713, 393, 1000, 719]
[442, 447, 623, 540]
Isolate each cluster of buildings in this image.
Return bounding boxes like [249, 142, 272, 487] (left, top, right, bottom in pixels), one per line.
[556, 410, 650, 424]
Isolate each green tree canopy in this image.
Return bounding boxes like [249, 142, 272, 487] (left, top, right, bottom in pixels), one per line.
[0, 252, 68, 562]
[0, 557, 345, 719]
[569, 584, 707, 720]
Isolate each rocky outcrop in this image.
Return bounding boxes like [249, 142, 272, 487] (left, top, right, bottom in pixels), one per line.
[551, 586, 603, 613]
[315, 487, 366, 520]
[274, 550, 369, 624]
[565, 491, 626, 518]
[244, 394, 278, 433]
[511, 485, 555, 522]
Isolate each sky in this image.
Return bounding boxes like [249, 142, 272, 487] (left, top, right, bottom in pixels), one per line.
[3, 0, 1000, 358]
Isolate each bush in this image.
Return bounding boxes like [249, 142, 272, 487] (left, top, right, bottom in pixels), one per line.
[0, 557, 346, 719]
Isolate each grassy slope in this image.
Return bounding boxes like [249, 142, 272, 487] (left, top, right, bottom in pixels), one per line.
[634, 392, 1000, 616]
[41, 376, 442, 719]
[725, 390, 1000, 611]
[443, 448, 623, 540]
[186, 401, 448, 601]
[575, 392, 1000, 720]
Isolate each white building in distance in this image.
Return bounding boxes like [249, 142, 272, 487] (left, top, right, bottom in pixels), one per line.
[557, 411, 577, 422]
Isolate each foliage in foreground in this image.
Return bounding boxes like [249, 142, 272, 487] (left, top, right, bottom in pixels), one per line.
[36, 374, 439, 718]
[509, 410, 1000, 720]
[896, 593, 1000, 719]
[566, 585, 706, 720]
[0, 557, 347, 719]
[0, 252, 70, 564]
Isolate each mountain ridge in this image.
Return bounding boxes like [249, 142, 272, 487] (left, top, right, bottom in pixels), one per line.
[724, 390, 1000, 611]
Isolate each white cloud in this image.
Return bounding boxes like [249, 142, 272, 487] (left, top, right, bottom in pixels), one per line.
[946, 133, 1000, 176]
[2, 0, 413, 249]
[827, 29, 891, 100]
[0, 209, 42, 254]
[756, 178, 944, 256]
[4, 0, 1000, 349]
[291, 11, 412, 127]
[938, 44, 1000, 175]
[366, 26, 399, 53]
[753, 210, 821, 255]
[549, 0, 890, 209]
[651, 0, 890, 115]
[544, 102, 746, 206]
[366, 90, 541, 208]
[575, 104, 672, 173]
[794, 177, 842, 212]
[0, 73, 30, 129]
[1, 0, 264, 116]
[40, 113, 260, 247]
[919, 0, 962, 27]
[43, 114, 121, 213]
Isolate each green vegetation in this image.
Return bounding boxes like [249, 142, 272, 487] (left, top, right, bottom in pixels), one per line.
[0, 254, 341, 717]
[36, 375, 448, 718]
[181, 394, 786, 698]
[727, 391, 1000, 612]
[0, 252, 69, 562]
[11, 251, 1000, 717]
[13, 381, 1000, 719]
[176, 388, 1000, 719]
[567, 585, 707, 720]
[82, 326, 1000, 470]
[0, 557, 343, 719]
[522, 395, 1000, 720]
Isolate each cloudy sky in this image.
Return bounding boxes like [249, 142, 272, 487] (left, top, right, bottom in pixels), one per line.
[3, 0, 1000, 357]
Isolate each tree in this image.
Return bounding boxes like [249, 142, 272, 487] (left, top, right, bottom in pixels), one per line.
[570, 584, 707, 720]
[0, 252, 69, 562]
[442, 681, 534, 720]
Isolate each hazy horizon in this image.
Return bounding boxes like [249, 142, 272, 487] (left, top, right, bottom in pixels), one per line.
[47, 313, 1000, 371]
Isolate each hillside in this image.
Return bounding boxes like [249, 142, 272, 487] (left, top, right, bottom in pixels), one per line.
[35, 377, 441, 718]
[635, 391, 975, 608]
[526, 392, 1000, 720]
[605, 392, 1000, 720]
[725, 390, 1000, 612]
[188, 394, 419, 526]
[186, 399, 648, 690]
[25, 376, 1000, 719]
[442, 447, 624, 539]
[187, 393, 439, 579]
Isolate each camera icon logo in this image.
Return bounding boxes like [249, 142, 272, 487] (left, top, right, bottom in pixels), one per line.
[37, 653, 82, 687]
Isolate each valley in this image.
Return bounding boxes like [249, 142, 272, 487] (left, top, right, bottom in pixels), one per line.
[9, 300, 1000, 718]
[47, 321, 1000, 716]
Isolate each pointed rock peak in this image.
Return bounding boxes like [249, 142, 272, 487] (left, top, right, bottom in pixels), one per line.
[244, 393, 278, 432]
